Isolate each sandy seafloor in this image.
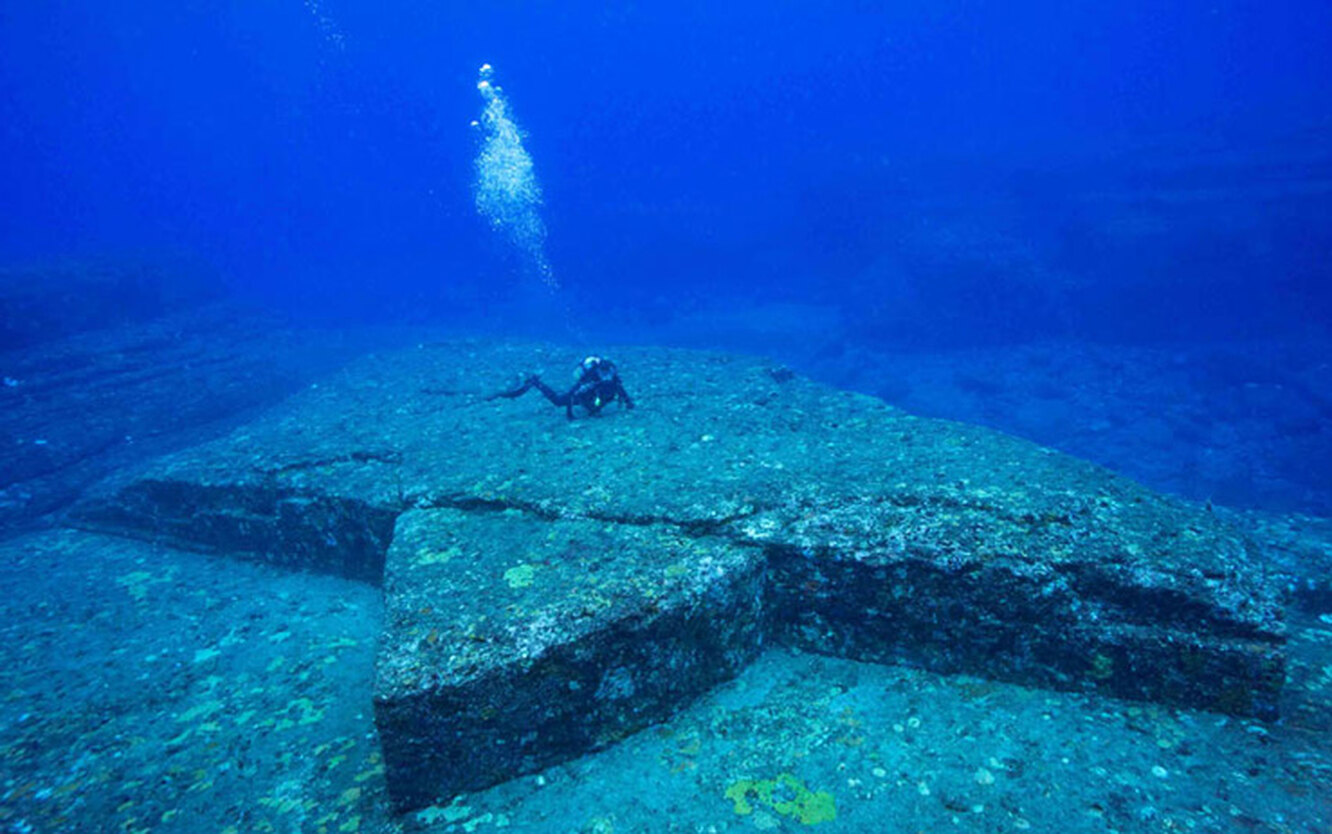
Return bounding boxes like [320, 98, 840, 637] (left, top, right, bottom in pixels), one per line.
[1, 527, 1330, 833]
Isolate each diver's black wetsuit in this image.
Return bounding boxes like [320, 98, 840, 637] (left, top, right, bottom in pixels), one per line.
[488, 356, 634, 421]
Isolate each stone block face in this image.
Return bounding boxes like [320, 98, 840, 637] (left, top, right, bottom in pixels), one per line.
[372, 509, 767, 809]
[70, 340, 1289, 809]
[766, 545, 1283, 718]
[79, 476, 396, 583]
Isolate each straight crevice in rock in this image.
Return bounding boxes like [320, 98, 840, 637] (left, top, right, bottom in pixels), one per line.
[70, 340, 1290, 810]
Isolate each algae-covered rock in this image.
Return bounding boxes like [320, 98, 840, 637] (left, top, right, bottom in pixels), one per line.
[373, 508, 766, 809]
[73, 339, 1288, 809]
[725, 773, 836, 825]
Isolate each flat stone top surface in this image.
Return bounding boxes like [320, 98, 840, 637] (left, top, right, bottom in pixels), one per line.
[99, 339, 1279, 636]
[377, 507, 750, 698]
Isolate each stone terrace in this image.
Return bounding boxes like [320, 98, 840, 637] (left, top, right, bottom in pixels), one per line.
[75, 340, 1287, 810]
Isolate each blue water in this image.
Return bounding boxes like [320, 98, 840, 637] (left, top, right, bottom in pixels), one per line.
[3, 1, 1328, 331]
[2, 5, 1332, 830]
[5, 1, 1330, 515]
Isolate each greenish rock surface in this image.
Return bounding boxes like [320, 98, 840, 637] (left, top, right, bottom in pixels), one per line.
[375, 509, 767, 809]
[74, 340, 1287, 809]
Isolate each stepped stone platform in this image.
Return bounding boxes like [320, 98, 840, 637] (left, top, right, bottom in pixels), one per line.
[75, 340, 1287, 811]
[0, 302, 371, 533]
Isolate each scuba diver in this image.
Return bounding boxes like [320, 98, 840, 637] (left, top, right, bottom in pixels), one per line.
[487, 355, 634, 421]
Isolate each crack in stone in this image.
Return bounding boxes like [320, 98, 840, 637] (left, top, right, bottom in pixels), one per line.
[413, 490, 766, 536]
[63, 343, 1293, 811]
[259, 449, 406, 475]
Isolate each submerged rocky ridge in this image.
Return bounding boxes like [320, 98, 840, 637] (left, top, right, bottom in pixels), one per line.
[74, 339, 1287, 810]
[0, 302, 376, 534]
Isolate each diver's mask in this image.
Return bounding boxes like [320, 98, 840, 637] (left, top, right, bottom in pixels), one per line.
[577, 356, 604, 381]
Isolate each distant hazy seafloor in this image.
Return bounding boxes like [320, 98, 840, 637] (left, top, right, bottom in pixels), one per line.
[1, 528, 1329, 833]
[2, 300, 1331, 833]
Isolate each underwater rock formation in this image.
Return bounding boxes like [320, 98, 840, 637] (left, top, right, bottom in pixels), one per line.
[75, 340, 1287, 810]
[0, 303, 355, 533]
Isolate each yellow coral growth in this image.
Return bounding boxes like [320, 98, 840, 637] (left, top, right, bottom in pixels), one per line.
[724, 773, 836, 825]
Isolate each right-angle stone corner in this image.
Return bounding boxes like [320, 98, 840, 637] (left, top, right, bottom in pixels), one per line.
[744, 482, 1284, 721]
[68, 340, 1287, 811]
[372, 507, 768, 811]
